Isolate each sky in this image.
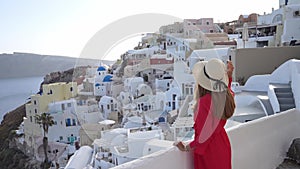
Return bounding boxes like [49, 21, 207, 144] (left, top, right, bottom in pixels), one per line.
[0, 0, 279, 61]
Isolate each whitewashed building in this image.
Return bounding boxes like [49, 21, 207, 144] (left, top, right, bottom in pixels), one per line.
[94, 66, 114, 96]
[124, 77, 144, 97]
[136, 84, 152, 97]
[188, 47, 231, 69]
[235, 0, 300, 48]
[155, 74, 173, 92]
[24, 82, 78, 152]
[173, 60, 195, 99]
[99, 96, 119, 119]
[164, 80, 181, 111]
[92, 127, 171, 169]
[48, 99, 80, 144]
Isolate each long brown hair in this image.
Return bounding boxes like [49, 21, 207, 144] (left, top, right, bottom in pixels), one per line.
[194, 84, 235, 119]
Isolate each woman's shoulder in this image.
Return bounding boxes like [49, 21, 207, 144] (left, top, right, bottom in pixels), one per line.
[199, 93, 212, 106]
[201, 93, 211, 101]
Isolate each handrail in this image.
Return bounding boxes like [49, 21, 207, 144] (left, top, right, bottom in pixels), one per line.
[268, 85, 280, 113]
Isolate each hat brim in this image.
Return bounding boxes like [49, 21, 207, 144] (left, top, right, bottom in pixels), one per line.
[192, 60, 228, 92]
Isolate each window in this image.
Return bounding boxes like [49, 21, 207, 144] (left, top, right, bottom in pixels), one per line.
[67, 103, 72, 107]
[186, 88, 189, 94]
[272, 14, 283, 23]
[59, 136, 63, 141]
[49, 90, 53, 94]
[70, 87, 73, 92]
[172, 94, 176, 100]
[66, 118, 71, 127]
[72, 119, 76, 126]
[206, 21, 210, 25]
[107, 105, 110, 110]
[34, 100, 37, 105]
[62, 104, 65, 110]
[34, 109, 37, 113]
[30, 116, 32, 122]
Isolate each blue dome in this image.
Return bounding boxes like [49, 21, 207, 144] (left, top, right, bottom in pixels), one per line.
[95, 83, 100, 87]
[103, 75, 113, 82]
[97, 66, 106, 71]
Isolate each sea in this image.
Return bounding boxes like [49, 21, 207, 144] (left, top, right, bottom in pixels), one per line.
[0, 76, 44, 123]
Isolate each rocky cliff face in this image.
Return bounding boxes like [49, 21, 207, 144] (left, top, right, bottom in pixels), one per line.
[42, 66, 87, 85]
[0, 104, 39, 169]
[0, 66, 88, 169]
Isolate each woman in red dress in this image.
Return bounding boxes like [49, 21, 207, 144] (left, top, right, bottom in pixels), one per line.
[175, 59, 236, 169]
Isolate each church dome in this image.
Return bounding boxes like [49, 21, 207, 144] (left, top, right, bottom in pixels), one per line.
[103, 75, 113, 82]
[97, 66, 106, 71]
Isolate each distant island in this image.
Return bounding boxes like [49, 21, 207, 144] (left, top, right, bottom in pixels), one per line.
[0, 52, 115, 78]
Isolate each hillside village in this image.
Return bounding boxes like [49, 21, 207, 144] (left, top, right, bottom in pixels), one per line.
[5, 0, 300, 168]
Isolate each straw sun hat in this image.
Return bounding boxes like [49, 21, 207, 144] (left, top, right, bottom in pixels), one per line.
[192, 58, 228, 92]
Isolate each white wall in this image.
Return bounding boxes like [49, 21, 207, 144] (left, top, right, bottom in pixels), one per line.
[270, 59, 292, 84]
[112, 147, 193, 169]
[229, 109, 300, 169]
[243, 74, 271, 91]
[291, 62, 300, 110]
[111, 109, 300, 169]
[282, 4, 300, 43]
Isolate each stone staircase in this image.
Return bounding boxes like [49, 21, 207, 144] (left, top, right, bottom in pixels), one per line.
[274, 86, 296, 112]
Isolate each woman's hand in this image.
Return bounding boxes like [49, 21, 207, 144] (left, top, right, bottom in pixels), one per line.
[174, 141, 189, 152]
[227, 60, 234, 78]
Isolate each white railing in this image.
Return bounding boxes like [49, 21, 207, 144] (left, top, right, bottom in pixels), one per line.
[111, 109, 300, 169]
[268, 84, 280, 113]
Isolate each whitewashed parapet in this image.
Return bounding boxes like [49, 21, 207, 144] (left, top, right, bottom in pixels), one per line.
[111, 109, 300, 169]
[291, 62, 300, 110]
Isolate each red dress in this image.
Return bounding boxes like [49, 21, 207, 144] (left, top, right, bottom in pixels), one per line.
[189, 79, 233, 169]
